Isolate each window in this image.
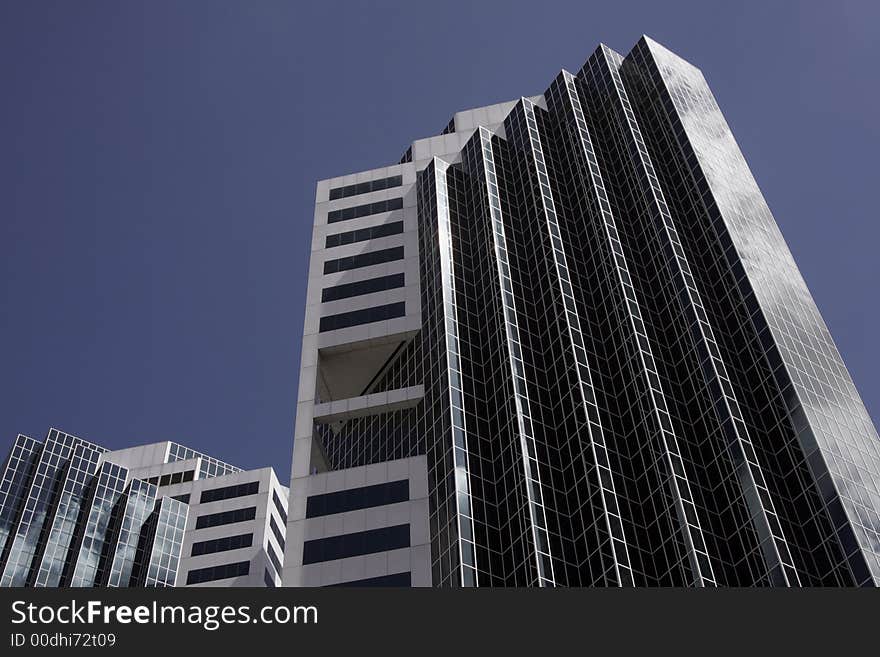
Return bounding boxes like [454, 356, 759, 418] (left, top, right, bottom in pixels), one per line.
[199, 480, 259, 504]
[269, 515, 285, 551]
[267, 542, 283, 574]
[263, 569, 276, 588]
[327, 572, 411, 587]
[301, 524, 410, 565]
[185, 560, 250, 585]
[146, 470, 194, 487]
[323, 246, 404, 275]
[325, 221, 403, 249]
[328, 175, 402, 201]
[327, 197, 403, 224]
[272, 490, 288, 524]
[306, 480, 409, 518]
[171, 493, 190, 504]
[319, 302, 405, 333]
[195, 506, 257, 530]
[322, 273, 405, 303]
[191, 532, 253, 557]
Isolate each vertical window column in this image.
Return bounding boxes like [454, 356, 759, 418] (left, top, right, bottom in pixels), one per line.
[68, 461, 129, 587]
[477, 128, 556, 587]
[433, 157, 479, 587]
[32, 442, 105, 587]
[601, 46, 797, 586]
[519, 97, 634, 587]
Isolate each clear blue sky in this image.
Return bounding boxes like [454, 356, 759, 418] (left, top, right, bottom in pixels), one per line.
[1, 1, 878, 479]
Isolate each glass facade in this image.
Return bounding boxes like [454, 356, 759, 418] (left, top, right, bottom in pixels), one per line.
[32, 442, 105, 586]
[0, 430, 103, 586]
[621, 37, 880, 585]
[0, 431, 274, 588]
[68, 461, 129, 587]
[307, 37, 880, 586]
[0, 435, 41, 561]
[143, 496, 188, 587]
[167, 442, 240, 480]
[104, 478, 159, 587]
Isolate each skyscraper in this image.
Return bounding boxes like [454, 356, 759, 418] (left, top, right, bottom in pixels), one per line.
[283, 36, 880, 587]
[0, 429, 287, 587]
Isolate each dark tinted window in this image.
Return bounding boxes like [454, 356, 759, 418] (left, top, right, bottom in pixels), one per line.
[319, 302, 406, 333]
[306, 480, 409, 518]
[302, 524, 410, 565]
[171, 493, 190, 504]
[328, 175, 402, 200]
[150, 471, 193, 487]
[191, 532, 253, 557]
[267, 542, 283, 574]
[186, 560, 250, 585]
[264, 569, 276, 588]
[272, 490, 288, 524]
[269, 515, 285, 551]
[200, 480, 259, 504]
[327, 197, 403, 224]
[325, 221, 403, 249]
[327, 572, 411, 587]
[195, 506, 257, 530]
[323, 246, 404, 275]
[322, 273, 405, 303]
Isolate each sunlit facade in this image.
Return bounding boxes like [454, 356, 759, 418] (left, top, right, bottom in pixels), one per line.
[285, 36, 880, 587]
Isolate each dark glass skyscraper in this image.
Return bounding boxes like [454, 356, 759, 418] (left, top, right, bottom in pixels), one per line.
[283, 37, 880, 587]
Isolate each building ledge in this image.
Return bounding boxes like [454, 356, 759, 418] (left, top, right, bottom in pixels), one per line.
[313, 385, 424, 424]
